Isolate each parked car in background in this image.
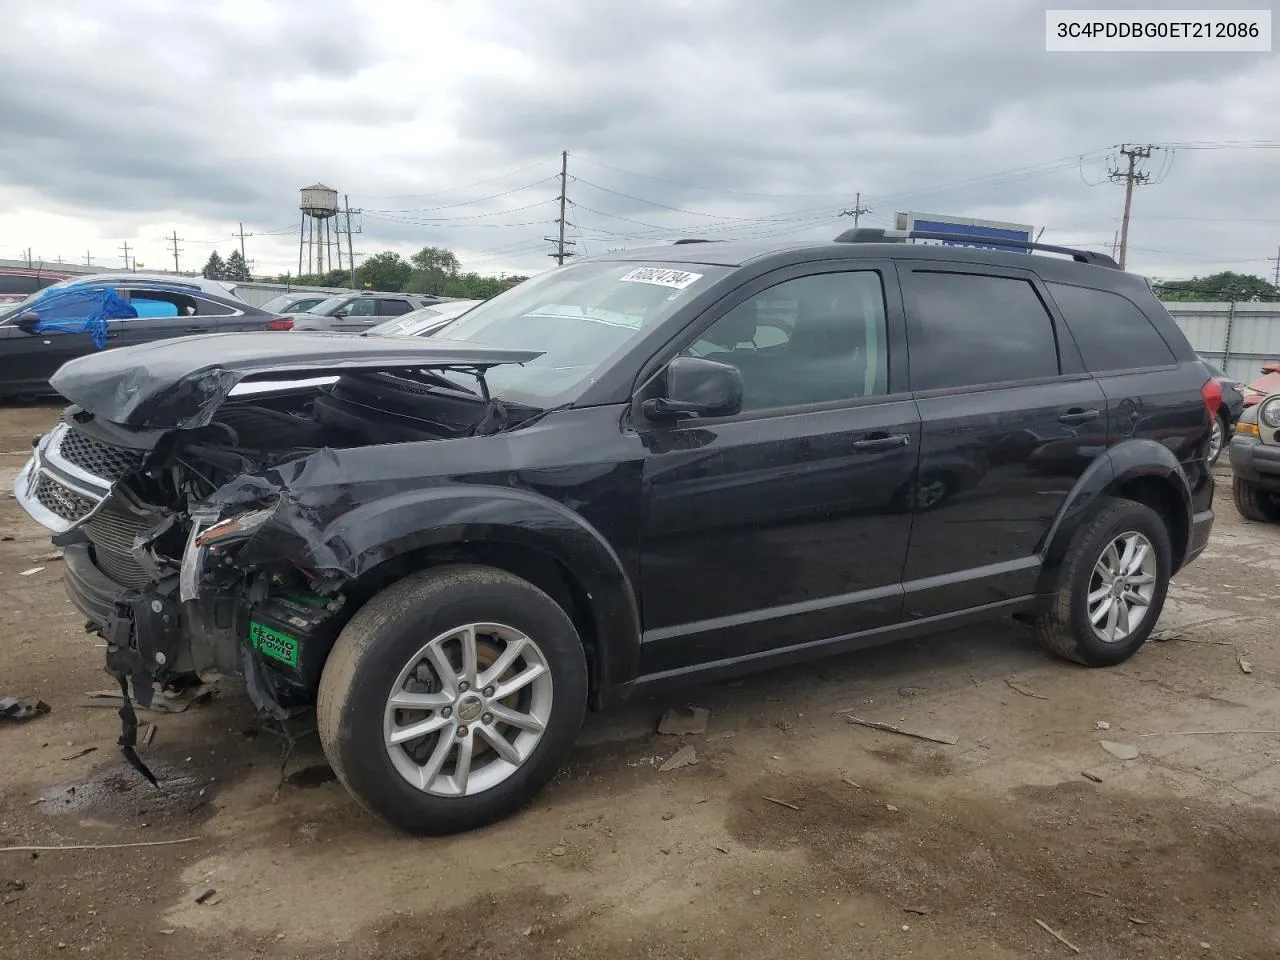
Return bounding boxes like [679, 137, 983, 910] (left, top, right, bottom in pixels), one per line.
[0, 273, 245, 320]
[0, 278, 278, 400]
[16, 229, 1217, 834]
[258, 292, 330, 317]
[1199, 357, 1244, 465]
[1228, 395, 1280, 521]
[288, 292, 448, 333]
[0, 266, 75, 306]
[362, 299, 484, 338]
[1241, 360, 1280, 410]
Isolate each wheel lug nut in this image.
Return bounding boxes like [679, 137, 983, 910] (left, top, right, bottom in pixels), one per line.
[483, 686, 495, 697]
[457, 725, 468, 737]
[442, 707, 452, 718]
[482, 713, 493, 724]
[458, 681, 469, 692]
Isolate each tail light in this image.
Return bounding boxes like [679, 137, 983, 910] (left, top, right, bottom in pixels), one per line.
[267, 316, 293, 331]
[1202, 376, 1222, 420]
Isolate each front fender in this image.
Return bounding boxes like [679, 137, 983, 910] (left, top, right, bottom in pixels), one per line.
[1036, 440, 1193, 594]
[303, 485, 642, 693]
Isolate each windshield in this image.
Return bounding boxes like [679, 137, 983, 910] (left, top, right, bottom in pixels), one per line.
[434, 261, 726, 404]
[367, 305, 444, 338]
[260, 293, 319, 314]
[305, 296, 354, 317]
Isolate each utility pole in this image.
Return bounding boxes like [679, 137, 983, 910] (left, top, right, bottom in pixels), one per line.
[84, 251, 93, 267]
[1269, 245, 1280, 289]
[545, 150, 576, 266]
[236, 222, 251, 261]
[168, 230, 184, 273]
[24, 247, 32, 267]
[1107, 144, 1156, 270]
[344, 195, 359, 288]
[839, 192, 870, 228]
[119, 242, 132, 271]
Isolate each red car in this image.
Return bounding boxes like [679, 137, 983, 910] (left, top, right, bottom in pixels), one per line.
[1241, 360, 1280, 408]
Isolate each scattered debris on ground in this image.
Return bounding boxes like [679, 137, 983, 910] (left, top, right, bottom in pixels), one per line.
[761, 796, 799, 811]
[657, 705, 710, 736]
[1099, 740, 1140, 760]
[658, 745, 698, 772]
[843, 716, 959, 744]
[18, 567, 43, 576]
[1081, 771, 1104, 783]
[60, 747, 96, 761]
[1034, 918, 1081, 954]
[195, 888, 217, 905]
[1237, 648, 1254, 674]
[0, 696, 50, 722]
[1096, 720, 1110, 730]
[1004, 677, 1048, 699]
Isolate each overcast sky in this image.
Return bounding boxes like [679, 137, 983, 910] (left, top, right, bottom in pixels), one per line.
[2, 0, 1279, 282]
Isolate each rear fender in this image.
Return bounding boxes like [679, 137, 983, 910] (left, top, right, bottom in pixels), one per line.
[1035, 440, 1192, 594]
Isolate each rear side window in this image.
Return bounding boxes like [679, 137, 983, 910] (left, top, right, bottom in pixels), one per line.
[1045, 282, 1176, 372]
[905, 271, 1059, 391]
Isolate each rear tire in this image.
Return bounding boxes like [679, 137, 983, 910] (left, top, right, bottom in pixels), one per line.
[1232, 475, 1280, 523]
[1032, 498, 1171, 667]
[317, 564, 588, 835]
[1207, 413, 1228, 465]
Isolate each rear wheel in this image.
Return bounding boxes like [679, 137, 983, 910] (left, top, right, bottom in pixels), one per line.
[1207, 413, 1227, 465]
[1032, 498, 1171, 667]
[1232, 475, 1280, 523]
[317, 565, 588, 835]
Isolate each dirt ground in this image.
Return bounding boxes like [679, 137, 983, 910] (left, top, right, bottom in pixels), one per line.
[3, 402, 1280, 960]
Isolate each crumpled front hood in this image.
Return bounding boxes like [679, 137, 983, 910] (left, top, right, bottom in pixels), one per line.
[49, 331, 542, 430]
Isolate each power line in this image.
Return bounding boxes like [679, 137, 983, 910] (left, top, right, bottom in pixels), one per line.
[1107, 145, 1158, 270]
[546, 150, 576, 266]
[168, 230, 184, 273]
[838, 192, 870, 228]
[355, 157, 559, 200]
[364, 176, 558, 214]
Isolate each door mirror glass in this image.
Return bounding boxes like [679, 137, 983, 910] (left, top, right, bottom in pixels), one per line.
[332, 309, 348, 319]
[14, 311, 40, 334]
[643, 356, 743, 421]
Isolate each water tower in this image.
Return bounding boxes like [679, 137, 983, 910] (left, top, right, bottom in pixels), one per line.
[298, 183, 343, 277]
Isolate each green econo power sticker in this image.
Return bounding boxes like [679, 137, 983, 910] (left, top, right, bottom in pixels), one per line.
[248, 621, 299, 668]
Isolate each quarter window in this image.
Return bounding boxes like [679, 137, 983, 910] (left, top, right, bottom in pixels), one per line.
[682, 271, 889, 413]
[906, 272, 1059, 391]
[1045, 282, 1176, 372]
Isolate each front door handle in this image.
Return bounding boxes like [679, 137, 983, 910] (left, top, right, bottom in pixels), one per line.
[1058, 408, 1101, 425]
[183, 326, 203, 334]
[851, 433, 912, 452]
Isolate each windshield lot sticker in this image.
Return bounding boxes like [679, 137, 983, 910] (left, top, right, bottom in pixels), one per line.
[618, 268, 703, 290]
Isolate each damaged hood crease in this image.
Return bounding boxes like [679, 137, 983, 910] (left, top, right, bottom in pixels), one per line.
[49, 331, 542, 429]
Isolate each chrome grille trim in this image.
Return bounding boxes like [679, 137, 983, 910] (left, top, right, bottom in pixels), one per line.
[14, 423, 115, 534]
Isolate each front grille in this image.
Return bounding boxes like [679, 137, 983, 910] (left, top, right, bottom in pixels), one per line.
[82, 500, 158, 589]
[57, 428, 145, 481]
[34, 475, 96, 523]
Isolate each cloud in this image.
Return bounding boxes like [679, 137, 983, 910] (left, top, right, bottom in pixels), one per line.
[2, 0, 1278, 280]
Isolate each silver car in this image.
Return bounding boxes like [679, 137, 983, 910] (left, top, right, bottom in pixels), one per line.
[289, 292, 445, 333]
[362, 299, 483, 338]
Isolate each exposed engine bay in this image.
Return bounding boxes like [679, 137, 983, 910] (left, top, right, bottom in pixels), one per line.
[15, 366, 538, 780]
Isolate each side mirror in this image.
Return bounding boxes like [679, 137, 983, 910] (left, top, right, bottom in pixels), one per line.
[333, 309, 348, 319]
[641, 356, 743, 421]
[14, 311, 40, 334]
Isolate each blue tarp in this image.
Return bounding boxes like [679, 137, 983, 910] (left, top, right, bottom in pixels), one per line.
[28, 286, 137, 349]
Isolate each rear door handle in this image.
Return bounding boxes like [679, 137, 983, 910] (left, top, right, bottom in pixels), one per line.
[1058, 408, 1101, 425]
[851, 433, 912, 452]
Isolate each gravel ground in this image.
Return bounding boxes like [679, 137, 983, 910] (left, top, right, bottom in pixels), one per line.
[2, 402, 1279, 959]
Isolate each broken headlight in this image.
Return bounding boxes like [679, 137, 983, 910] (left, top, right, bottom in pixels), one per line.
[180, 501, 280, 602]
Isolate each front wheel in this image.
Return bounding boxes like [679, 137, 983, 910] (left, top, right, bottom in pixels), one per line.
[1232, 475, 1280, 523]
[1032, 498, 1171, 667]
[317, 565, 588, 835]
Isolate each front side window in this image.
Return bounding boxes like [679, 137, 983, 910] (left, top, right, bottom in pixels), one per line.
[344, 298, 378, 317]
[906, 271, 1059, 391]
[439, 261, 728, 403]
[681, 271, 889, 413]
[122, 290, 200, 319]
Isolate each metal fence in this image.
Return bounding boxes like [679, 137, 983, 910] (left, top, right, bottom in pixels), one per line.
[1164, 302, 1280, 382]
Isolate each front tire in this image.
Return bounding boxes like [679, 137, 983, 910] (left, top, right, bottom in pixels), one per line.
[317, 565, 588, 835]
[1232, 475, 1280, 523]
[1032, 498, 1171, 667]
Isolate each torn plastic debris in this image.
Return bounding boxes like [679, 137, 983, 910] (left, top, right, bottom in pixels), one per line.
[28, 285, 136, 349]
[0, 697, 51, 722]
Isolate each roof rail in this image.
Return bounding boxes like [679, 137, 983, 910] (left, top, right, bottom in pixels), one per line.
[833, 227, 1120, 269]
[673, 238, 717, 245]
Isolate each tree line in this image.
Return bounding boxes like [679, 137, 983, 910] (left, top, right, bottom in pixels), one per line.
[1153, 271, 1280, 303]
[201, 245, 529, 299]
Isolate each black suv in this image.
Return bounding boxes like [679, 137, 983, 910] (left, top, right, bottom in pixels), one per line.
[15, 231, 1217, 834]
